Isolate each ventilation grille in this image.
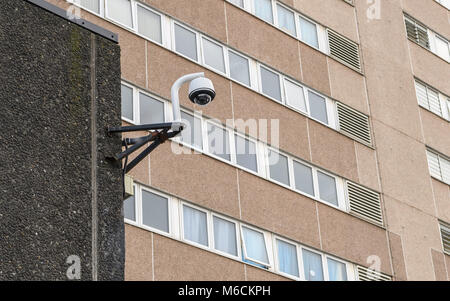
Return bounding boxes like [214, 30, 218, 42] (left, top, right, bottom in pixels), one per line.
[327, 29, 361, 71]
[337, 103, 372, 145]
[405, 16, 429, 49]
[440, 221, 450, 255]
[347, 182, 383, 226]
[426, 150, 450, 184]
[357, 266, 392, 281]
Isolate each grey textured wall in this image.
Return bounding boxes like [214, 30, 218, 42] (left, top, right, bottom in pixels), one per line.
[0, 0, 123, 280]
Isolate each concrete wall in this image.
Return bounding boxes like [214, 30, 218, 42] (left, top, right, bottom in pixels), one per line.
[0, 0, 123, 280]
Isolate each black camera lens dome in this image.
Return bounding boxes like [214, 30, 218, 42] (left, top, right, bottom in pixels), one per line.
[195, 94, 212, 105]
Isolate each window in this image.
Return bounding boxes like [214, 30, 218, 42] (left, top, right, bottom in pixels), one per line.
[327, 258, 348, 281]
[183, 205, 208, 246]
[139, 93, 165, 124]
[415, 80, 443, 116]
[435, 36, 450, 61]
[317, 171, 338, 206]
[427, 150, 450, 185]
[180, 111, 203, 150]
[284, 79, 307, 112]
[106, 0, 133, 28]
[299, 16, 319, 48]
[439, 221, 450, 255]
[174, 24, 198, 61]
[308, 91, 328, 124]
[235, 135, 258, 172]
[228, 51, 250, 86]
[121, 84, 133, 121]
[268, 150, 290, 186]
[202, 38, 226, 73]
[241, 226, 269, 265]
[404, 16, 429, 49]
[142, 189, 169, 233]
[229, 0, 244, 7]
[276, 239, 299, 277]
[213, 216, 238, 256]
[276, 4, 296, 36]
[260, 66, 282, 102]
[137, 5, 162, 44]
[207, 123, 231, 161]
[78, 0, 100, 14]
[254, 0, 274, 24]
[302, 249, 324, 281]
[293, 161, 314, 196]
[123, 186, 136, 222]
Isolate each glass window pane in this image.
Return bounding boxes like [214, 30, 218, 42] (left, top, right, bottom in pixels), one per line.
[268, 150, 290, 186]
[277, 4, 296, 36]
[139, 93, 164, 124]
[255, 0, 273, 24]
[235, 135, 258, 172]
[277, 239, 299, 277]
[242, 226, 269, 264]
[285, 79, 306, 112]
[308, 91, 328, 124]
[229, 0, 244, 7]
[107, 0, 133, 28]
[435, 36, 450, 61]
[327, 258, 348, 281]
[142, 190, 169, 232]
[137, 6, 162, 44]
[293, 161, 314, 196]
[229, 51, 250, 86]
[202, 38, 226, 73]
[260, 66, 282, 102]
[180, 111, 203, 150]
[213, 216, 237, 256]
[123, 187, 135, 221]
[183, 205, 208, 246]
[207, 123, 231, 161]
[79, 0, 100, 13]
[299, 16, 319, 48]
[121, 84, 133, 120]
[174, 24, 198, 61]
[302, 249, 324, 281]
[317, 171, 338, 206]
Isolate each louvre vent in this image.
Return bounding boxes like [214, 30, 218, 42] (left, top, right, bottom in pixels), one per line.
[337, 103, 372, 145]
[327, 29, 361, 71]
[427, 151, 442, 179]
[404, 16, 429, 49]
[440, 221, 450, 255]
[347, 182, 383, 226]
[357, 266, 392, 281]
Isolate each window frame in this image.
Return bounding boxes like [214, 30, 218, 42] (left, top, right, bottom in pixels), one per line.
[180, 201, 212, 249]
[227, 48, 252, 87]
[138, 185, 172, 236]
[240, 224, 273, 268]
[135, 2, 164, 46]
[120, 81, 137, 124]
[176, 108, 205, 153]
[316, 169, 344, 210]
[123, 183, 138, 226]
[273, 235, 301, 280]
[204, 120, 233, 163]
[298, 14, 320, 50]
[233, 131, 261, 175]
[70, 0, 105, 17]
[274, 2, 297, 37]
[324, 254, 352, 281]
[283, 77, 309, 115]
[104, 0, 135, 30]
[200, 35, 229, 76]
[291, 158, 316, 198]
[258, 63, 284, 104]
[265, 147, 292, 189]
[137, 89, 167, 126]
[171, 20, 201, 63]
[211, 212, 242, 260]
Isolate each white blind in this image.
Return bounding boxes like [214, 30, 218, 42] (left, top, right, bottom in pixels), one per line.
[427, 150, 442, 180]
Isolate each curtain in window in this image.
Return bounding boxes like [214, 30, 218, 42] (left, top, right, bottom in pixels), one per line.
[277, 4, 296, 36]
[183, 206, 208, 246]
[277, 240, 299, 277]
[107, 0, 133, 28]
[242, 227, 269, 264]
[299, 17, 319, 48]
[327, 258, 347, 281]
[302, 249, 324, 281]
[255, 0, 273, 24]
[213, 217, 237, 256]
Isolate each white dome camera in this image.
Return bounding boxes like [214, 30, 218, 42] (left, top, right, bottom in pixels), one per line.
[188, 77, 216, 106]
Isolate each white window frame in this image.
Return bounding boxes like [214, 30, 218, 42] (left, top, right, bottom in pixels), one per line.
[258, 63, 285, 104]
[315, 169, 345, 211]
[307, 89, 331, 127]
[204, 120, 233, 164]
[124, 183, 138, 226]
[211, 212, 242, 260]
[171, 20, 201, 64]
[136, 89, 167, 126]
[274, 2, 297, 38]
[298, 14, 320, 51]
[68, 0, 105, 17]
[233, 131, 261, 176]
[104, 0, 136, 30]
[180, 201, 212, 250]
[227, 48, 252, 88]
[240, 224, 273, 268]
[265, 147, 292, 189]
[273, 235, 301, 280]
[291, 159, 316, 199]
[283, 77, 309, 115]
[175, 108, 205, 153]
[300, 245, 325, 281]
[324, 254, 354, 281]
[135, 2, 164, 46]
[200, 35, 229, 76]
[139, 185, 172, 236]
[120, 81, 137, 124]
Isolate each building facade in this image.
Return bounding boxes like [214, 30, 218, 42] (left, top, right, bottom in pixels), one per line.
[53, 0, 449, 281]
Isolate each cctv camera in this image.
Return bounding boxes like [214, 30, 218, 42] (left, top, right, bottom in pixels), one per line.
[188, 77, 216, 106]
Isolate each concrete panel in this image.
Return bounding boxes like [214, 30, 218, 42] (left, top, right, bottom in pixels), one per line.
[153, 234, 246, 280]
[149, 143, 241, 220]
[431, 249, 448, 281]
[355, 0, 423, 140]
[299, 43, 331, 96]
[402, 0, 450, 38]
[238, 171, 321, 249]
[309, 120, 359, 182]
[355, 142, 380, 191]
[143, 0, 227, 43]
[327, 58, 369, 114]
[317, 203, 392, 275]
[420, 108, 450, 160]
[293, 0, 359, 42]
[147, 43, 233, 124]
[246, 266, 291, 281]
[226, 3, 302, 81]
[432, 179, 450, 223]
[372, 120, 435, 215]
[388, 232, 408, 281]
[231, 82, 311, 161]
[384, 196, 443, 280]
[124, 225, 153, 281]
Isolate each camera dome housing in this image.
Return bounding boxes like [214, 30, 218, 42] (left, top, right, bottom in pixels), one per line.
[188, 77, 216, 106]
